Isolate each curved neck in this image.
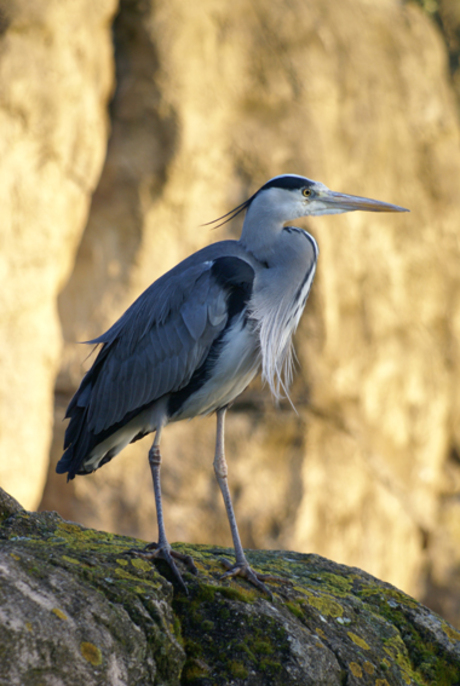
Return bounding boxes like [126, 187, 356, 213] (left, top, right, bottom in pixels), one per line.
[239, 193, 288, 262]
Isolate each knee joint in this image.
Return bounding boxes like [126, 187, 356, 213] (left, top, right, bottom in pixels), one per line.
[213, 460, 228, 480]
[149, 445, 161, 468]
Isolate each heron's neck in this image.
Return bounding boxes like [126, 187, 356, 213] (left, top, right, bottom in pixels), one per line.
[239, 204, 286, 263]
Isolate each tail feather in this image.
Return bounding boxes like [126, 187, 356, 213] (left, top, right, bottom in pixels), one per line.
[57, 348, 108, 479]
[57, 366, 155, 480]
[57, 404, 99, 480]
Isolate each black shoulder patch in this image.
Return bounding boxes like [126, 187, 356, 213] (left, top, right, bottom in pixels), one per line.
[211, 256, 255, 321]
[211, 256, 255, 289]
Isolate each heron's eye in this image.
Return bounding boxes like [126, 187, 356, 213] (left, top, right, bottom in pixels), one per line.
[302, 188, 312, 198]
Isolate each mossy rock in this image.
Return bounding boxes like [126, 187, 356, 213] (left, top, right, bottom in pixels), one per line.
[1, 487, 459, 685]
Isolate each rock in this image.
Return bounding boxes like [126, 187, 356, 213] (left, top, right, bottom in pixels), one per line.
[0, 487, 24, 521]
[1, 490, 460, 685]
[432, 0, 460, 102]
[0, 489, 183, 685]
[0, 0, 118, 510]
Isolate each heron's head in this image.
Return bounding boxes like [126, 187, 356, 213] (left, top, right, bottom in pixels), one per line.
[249, 174, 409, 222]
[207, 174, 408, 231]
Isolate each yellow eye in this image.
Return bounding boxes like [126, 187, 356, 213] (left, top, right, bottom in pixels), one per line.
[302, 188, 312, 197]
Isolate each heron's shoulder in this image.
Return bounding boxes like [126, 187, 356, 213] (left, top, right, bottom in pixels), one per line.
[172, 240, 260, 272]
[88, 241, 258, 346]
[161, 241, 259, 292]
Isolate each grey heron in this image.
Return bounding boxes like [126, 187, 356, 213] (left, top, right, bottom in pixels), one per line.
[57, 174, 408, 593]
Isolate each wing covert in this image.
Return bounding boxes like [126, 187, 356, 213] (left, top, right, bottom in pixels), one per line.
[84, 254, 254, 434]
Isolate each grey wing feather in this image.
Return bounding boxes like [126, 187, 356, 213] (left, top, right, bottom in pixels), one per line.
[181, 297, 208, 340]
[207, 289, 227, 327]
[86, 260, 235, 434]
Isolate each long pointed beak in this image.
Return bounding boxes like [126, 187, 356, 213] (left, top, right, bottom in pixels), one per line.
[318, 190, 409, 213]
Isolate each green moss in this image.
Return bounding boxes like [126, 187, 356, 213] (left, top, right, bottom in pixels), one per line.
[285, 601, 304, 620]
[260, 658, 283, 675]
[235, 641, 256, 662]
[182, 658, 209, 682]
[51, 608, 68, 621]
[359, 585, 418, 610]
[195, 584, 218, 603]
[58, 522, 84, 535]
[306, 592, 344, 618]
[349, 661, 363, 678]
[217, 606, 231, 621]
[130, 557, 152, 572]
[229, 661, 249, 678]
[348, 631, 371, 651]
[172, 570, 292, 683]
[318, 571, 354, 596]
[253, 639, 274, 656]
[442, 622, 460, 643]
[430, 661, 460, 686]
[3, 509, 460, 685]
[173, 615, 184, 645]
[184, 638, 203, 659]
[133, 585, 147, 594]
[217, 584, 257, 603]
[381, 617, 456, 684]
[80, 641, 103, 666]
[61, 555, 81, 565]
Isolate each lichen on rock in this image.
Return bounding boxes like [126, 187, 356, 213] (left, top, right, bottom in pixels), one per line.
[1, 488, 459, 685]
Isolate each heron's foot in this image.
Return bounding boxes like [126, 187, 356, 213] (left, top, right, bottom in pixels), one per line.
[128, 542, 198, 593]
[220, 558, 281, 597]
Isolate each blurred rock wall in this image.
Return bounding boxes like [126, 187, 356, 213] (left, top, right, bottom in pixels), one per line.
[0, 0, 117, 508]
[1, 0, 460, 625]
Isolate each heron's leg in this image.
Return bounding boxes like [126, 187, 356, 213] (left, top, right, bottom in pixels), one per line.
[213, 408, 277, 596]
[149, 435, 169, 550]
[129, 428, 197, 592]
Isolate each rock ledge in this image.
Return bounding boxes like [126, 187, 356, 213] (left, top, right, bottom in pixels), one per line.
[0, 488, 459, 685]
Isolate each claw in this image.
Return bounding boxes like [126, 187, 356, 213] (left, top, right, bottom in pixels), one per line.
[128, 542, 198, 593]
[219, 558, 280, 598]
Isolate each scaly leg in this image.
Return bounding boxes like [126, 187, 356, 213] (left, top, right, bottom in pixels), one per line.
[129, 428, 197, 592]
[213, 407, 277, 596]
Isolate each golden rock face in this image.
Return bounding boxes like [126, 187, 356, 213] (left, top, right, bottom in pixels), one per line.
[1, 0, 460, 625]
[0, 0, 118, 509]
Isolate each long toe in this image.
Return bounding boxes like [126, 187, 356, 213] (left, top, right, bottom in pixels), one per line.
[219, 558, 279, 597]
[128, 543, 194, 593]
[170, 549, 198, 575]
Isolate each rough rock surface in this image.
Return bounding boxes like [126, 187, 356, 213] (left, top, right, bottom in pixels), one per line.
[0, 489, 183, 685]
[2, 489, 460, 686]
[39, 0, 460, 628]
[0, 0, 117, 509]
